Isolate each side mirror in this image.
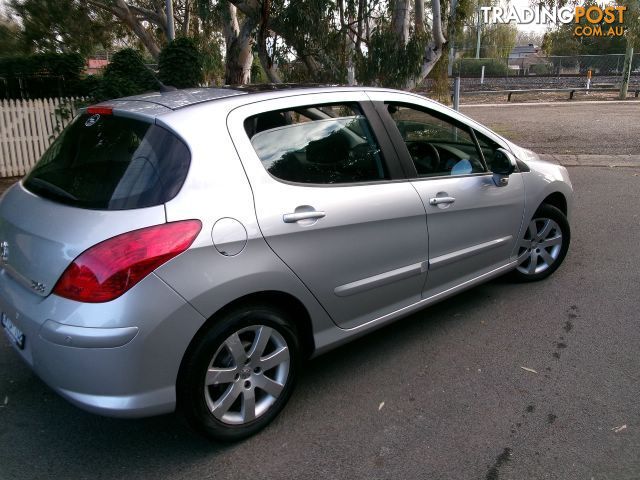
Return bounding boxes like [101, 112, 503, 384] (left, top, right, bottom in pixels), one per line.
[491, 148, 517, 176]
[490, 148, 517, 187]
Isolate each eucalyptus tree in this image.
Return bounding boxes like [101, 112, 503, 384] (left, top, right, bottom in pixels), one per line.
[9, 0, 122, 56]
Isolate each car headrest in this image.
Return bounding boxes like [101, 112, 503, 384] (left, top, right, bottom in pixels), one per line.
[255, 111, 288, 134]
[306, 131, 350, 165]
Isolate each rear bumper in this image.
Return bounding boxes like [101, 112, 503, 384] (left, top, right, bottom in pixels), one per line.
[0, 268, 206, 417]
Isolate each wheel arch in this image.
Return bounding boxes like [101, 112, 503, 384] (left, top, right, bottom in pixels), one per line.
[177, 290, 315, 390]
[540, 191, 568, 216]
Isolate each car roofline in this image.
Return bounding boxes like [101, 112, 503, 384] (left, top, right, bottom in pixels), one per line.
[88, 85, 439, 115]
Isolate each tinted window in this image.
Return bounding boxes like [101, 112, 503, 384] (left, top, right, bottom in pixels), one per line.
[24, 113, 190, 210]
[245, 103, 388, 184]
[387, 104, 486, 177]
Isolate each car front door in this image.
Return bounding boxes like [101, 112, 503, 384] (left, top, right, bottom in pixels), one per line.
[227, 92, 429, 329]
[367, 92, 525, 297]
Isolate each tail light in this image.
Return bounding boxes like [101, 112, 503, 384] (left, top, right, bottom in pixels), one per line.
[86, 106, 113, 115]
[53, 220, 202, 303]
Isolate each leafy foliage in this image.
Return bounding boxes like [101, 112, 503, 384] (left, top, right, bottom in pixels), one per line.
[0, 15, 23, 56]
[0, 52, 85, 98]
[271, 0, 349, 83]
[0, 52, 84, 78]
[356, 29, 428, 87]
[158, 37, 204, 88]
[452, 58, 509, 76]
[9, 0, 121, 56]
[95, 49, 158, 101]
[198, 36, 225, 85]
[542, 0, 629, 55]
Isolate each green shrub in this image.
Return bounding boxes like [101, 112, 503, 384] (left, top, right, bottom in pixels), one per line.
[452, 58, 509, 77]
[95, 48, 158, 101]
[530, 63, 552, 75]
[0, 52, 85, 98]
[158, 37, 203, 88]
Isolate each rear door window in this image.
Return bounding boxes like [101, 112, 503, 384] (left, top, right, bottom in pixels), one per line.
[244, 103, 388, 184]
[24, 113, 190, 210]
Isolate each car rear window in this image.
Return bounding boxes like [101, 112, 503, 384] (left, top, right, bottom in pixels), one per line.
[23, 113, 190, 210]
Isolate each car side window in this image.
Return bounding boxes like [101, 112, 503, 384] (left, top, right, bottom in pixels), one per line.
[244, 103, 388, 185]
[386, 103, 486, 178]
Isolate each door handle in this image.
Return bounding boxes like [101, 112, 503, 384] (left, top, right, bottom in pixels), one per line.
[429, 196, 456, 206]
[283, 211, 326, 223]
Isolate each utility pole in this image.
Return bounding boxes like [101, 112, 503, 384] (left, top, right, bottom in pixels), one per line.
[166, 0, 175, 42]
[475, 4, 482, 59]
[448, 0, 459, 76]
[619, 35, 634, 99]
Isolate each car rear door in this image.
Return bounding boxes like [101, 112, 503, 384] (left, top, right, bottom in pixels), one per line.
[367, 91, 525, 297]
[227, 91, 428, 329]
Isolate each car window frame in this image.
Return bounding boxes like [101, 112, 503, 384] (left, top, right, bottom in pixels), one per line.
[371, 100, 494, 181]
[228, 93, 408, 188]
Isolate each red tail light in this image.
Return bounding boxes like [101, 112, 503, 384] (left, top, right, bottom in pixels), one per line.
[53, 220, 202, 303]
[86, 106, 113, 115]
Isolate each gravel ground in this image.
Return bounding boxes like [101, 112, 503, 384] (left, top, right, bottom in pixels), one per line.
[459, 90, 640, 104]
[417, 75, 640, 105]
[421, 74, 639, 91]
[460, 102, 640, 155]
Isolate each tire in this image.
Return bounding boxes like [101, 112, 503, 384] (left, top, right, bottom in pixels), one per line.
[509, 204, 570, 282]
[178, 304, 300, 441]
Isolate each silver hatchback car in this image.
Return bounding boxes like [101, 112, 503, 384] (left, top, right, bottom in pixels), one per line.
[0, 86, 572, 440]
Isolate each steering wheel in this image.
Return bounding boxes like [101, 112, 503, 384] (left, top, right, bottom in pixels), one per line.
[407, 142, 440, 175]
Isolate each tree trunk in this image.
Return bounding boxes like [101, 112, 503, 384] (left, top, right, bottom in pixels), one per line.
[223, 4, 255, 84]
[182, 0, 190, 36]
[338, 0, 360, 85]
[407, 0, 447, 89]
[257, 0, 282, 83]
[431, 44, 450, 103]
[87, 0, 164, 59]
[128, 17, 162, 59]
[257, 35, 282, 83]
[415, 0, 425, 33]
[392, 0, 410, 44]
[619, 36, 634, 99]
[447, 0, 459, 76]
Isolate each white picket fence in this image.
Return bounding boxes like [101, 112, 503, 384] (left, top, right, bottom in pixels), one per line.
[0, 98, 82, 177]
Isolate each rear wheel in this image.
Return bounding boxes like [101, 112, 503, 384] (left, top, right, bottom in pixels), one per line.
[178, 305, 300, 441]
[511, 204, 570, 282]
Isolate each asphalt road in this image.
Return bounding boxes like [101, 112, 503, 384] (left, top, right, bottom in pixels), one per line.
[1, 104, 640, 480]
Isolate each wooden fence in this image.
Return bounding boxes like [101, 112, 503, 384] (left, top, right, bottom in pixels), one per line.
[0, 98, 82, 177]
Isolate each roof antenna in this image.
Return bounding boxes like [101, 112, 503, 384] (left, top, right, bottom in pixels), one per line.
[143, 63, 177, 92]
[158, 82, 177, 92]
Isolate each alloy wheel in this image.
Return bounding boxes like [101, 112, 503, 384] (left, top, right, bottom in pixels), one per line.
[516, 217, 563, 275]
[204, 325, 290, 425]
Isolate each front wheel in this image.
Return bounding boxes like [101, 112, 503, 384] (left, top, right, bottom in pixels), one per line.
[178, 305, 300, 441]
[510, 204, 570, 282]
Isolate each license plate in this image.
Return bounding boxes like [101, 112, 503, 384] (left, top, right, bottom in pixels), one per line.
[1, 312, 25, 349]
